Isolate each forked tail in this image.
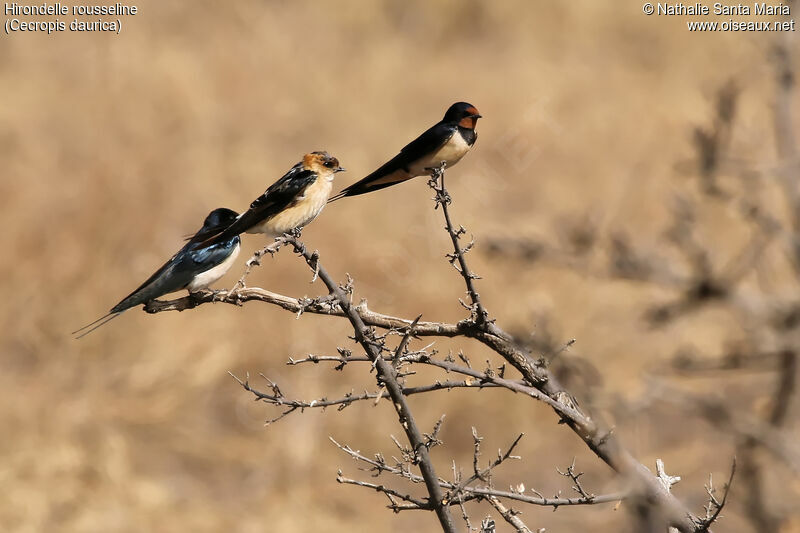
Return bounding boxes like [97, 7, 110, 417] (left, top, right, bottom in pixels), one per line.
[72, 312, 123, 339]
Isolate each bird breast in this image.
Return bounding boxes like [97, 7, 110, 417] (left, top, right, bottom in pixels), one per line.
[251, 174, 334, 236]
[409, 130, 472, 176]
[187, 242, 241, 292]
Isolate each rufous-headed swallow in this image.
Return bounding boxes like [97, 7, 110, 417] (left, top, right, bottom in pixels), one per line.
[73, 208, 241, 338]
[329, 102, 481, 201]
[203, 151, 345, 245]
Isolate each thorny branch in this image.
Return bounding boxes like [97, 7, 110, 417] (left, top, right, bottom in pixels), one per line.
[145, 166, 726, 532]
[556, 458, 594, 501]
[696, 459, 736, 533]
[331, 435, 626, 511]
[268, 349, 594, 426]
[230, 369, 509, 417]
[486, 496, 535, 533]
[282, 236, 458, 532]
[429, 163, 488, 325]
[424, 168, 705, 532]
[231, 236, 290, 290]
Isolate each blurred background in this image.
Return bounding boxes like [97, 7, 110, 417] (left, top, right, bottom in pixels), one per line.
[1, 1, 799, 531]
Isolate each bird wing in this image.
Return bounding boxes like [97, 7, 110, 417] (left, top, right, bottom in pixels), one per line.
[76, 211, 240, 336]
[109, 245, 196, 313]
[186, 237, 238, 266]
[109, 234, 240, 314]
[329, 123, 454, 201]
[203, 164, 318, 244]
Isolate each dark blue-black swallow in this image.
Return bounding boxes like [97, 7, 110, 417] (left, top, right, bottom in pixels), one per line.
[329, 102, 481, 201]
[73, 207, 241, 338]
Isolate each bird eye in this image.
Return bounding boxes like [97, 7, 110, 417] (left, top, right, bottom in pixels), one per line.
[324, 160, 336, 168]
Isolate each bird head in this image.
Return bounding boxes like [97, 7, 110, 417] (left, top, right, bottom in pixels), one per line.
[202, 207, 239, 231]
[443, 102, 482, 129]
[188, 207, 240, 242]
[304, 151, 346, 174]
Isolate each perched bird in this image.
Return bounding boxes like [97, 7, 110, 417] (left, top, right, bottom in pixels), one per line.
[73, 208, 241, 338]
[203, 151, 345, 245]
[329, 102, 481, 201]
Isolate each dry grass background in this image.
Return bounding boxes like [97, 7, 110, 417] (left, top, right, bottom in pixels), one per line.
[1, 1, 798, 531]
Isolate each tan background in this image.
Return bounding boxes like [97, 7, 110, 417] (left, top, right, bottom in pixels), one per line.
[1, 1, 798, 531]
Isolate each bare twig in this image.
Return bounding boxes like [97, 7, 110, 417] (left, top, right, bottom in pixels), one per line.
[696, 459, 736, 532]
[231, 236, 291, 291]
[286, 351, 588, 422]
[446, 430, 524, 498]
[231, 371, 507, 414]
[332, 437, 626, 509]
[486, 496, 533, 533]
[557, 458, 594, 501]
[429, 163, 488, 325]
[655, 459, 681, 493]
[336, 470, 429, 510]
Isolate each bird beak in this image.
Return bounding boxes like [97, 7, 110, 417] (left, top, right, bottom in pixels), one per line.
[335, 167, 346, 173]
[471, 113, 482, 119]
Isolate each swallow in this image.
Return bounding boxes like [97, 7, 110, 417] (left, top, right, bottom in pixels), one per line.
[73, 208, 242, 338]
[328, 102, 481, 201]
[202, 151, 345, 245]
